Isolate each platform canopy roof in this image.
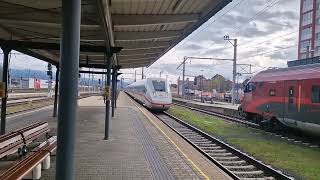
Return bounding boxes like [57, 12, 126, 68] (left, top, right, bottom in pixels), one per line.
[0, 0, 231, 69]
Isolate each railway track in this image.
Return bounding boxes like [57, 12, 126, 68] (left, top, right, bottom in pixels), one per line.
[2, 93, 99, 115]
[174, 102, 320, 149]
[155, 112, 292, 180]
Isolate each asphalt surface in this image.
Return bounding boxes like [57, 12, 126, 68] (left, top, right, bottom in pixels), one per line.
[6, 105, 57, 133]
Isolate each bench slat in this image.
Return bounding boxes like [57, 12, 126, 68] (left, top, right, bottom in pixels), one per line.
[0, 136, 57, 180]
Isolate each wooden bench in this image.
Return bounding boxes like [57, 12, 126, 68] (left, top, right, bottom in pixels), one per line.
[0, 122, 50, 159]
[0, 136, 57, 180]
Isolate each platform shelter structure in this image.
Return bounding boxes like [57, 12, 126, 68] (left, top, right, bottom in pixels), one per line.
[0, 0, 231, 179]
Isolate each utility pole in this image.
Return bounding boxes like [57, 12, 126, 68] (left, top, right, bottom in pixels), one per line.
[224, 35, 237, 105]
[160, 70, 163, 78]
[134, 70, 137, 82]
[182, 57, 186, 96]
[92, 74, 94, 91]
[177, 56, 234, 98]
[141, 67, 144, 79]
[233, 39, 237, 105]
[88, 70, 90, 92]
[178, 76, 180, 96]
[101, 73, 104, 92]
[47, 63, 53, 97]
[200, 70, 204, 103]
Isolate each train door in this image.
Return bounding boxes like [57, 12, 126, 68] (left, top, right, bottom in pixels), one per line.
[284, 80, 301, 121]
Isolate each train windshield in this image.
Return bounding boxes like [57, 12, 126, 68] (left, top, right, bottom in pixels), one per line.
[244, 82, 256, 93]
[152, 80, 166, 92]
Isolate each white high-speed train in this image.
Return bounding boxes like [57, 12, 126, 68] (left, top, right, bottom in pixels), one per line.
[125, 78, 172, 111]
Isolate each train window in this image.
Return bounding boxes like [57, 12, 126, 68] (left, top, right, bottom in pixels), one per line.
[244, 82, 256, 93]
[269, 89, 276, 96]
[289, 87, 294, 97]
[152, 80, 165, 92]
[312, 86, 320, 103]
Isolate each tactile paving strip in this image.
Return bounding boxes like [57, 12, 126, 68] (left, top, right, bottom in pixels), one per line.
[130, 108, 175, 180]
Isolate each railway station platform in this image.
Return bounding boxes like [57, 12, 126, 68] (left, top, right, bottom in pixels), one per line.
[39, 93, 231, 180]
[173, 97, 240, 118]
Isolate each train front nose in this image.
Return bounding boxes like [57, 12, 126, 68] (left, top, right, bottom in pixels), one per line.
[151, 92, 171, 109]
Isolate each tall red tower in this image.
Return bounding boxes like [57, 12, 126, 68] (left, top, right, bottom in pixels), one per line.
[298, 0, 319, 59]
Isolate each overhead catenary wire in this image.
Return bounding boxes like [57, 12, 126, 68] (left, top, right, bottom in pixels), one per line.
[234, 0, 283, 36]
[238, 44, 297, 61]
[238, 30, 298, 48]
[203, 0, 284, 58]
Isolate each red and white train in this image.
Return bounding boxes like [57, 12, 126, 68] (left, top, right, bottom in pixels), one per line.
[239, 64, 320, 135]
[125, 78, 172, 111]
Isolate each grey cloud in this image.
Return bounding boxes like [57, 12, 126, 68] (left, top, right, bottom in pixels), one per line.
[200, 47, 229, 57]
[183, 43, 203, 51]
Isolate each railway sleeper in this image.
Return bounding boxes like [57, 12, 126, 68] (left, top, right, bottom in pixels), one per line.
[196, 143, 217, 147]
[223, 165, 256, 171]
[185, 135, 208, 142]
[175, 127, 192, 131]
[241, 177, 275, 180]
[184, 135, 204, 140]
[212, 156, 239, 161]
[201, 146, 222, 150]
[175, 128, 192, 132]
[181, 132, 201, 136]
[204, 149, 227, 153]
[193, 139, 212, 143]
[232, 170, 265, 178]
[207, 152, 233, 157]
[218, 160, 247, 166]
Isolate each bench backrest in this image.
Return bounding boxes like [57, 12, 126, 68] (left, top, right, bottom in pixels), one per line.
[0, 122, 49, 159]
[0, 136, 57, 180]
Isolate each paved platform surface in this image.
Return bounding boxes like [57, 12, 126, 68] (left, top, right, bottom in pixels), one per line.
[173, 97, 239, 110]
[38, 94, 230, 179]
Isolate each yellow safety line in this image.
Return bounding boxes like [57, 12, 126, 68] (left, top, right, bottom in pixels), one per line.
[127, 94, 210, 180]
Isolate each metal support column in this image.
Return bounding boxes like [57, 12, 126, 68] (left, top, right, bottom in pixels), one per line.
[182, 57, 186, 96]
[53, 67, 59, 117]
[104, 57, 112, 140]
[141, 67, 144, 79]
[231, 39, 237, 105]
[55, 0, 81, 179]
[0, 47, 11, 135]
[115, 70, 118, 109]
[111, 66, 116, 117]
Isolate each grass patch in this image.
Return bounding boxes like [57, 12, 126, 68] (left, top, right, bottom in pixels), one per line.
[168, 105, 320, 180]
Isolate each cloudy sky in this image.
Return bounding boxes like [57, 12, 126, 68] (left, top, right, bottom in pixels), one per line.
[0, 0, 300, 84]
[123, 0, 301, 83]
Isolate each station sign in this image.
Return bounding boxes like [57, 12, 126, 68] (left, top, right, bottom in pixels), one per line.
[104, 86, 111, 101]
[0, 82, 5, 98]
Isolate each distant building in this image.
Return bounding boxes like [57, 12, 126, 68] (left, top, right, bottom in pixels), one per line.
[9, 77, 55, 89]
[298, 0, 320, 59]
[177, 74, 232, 94]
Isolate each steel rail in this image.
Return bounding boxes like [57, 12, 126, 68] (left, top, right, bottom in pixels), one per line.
[157, 112, 292, 180]
[173, 101, 320, 148]
[173, 102, 260, 128]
